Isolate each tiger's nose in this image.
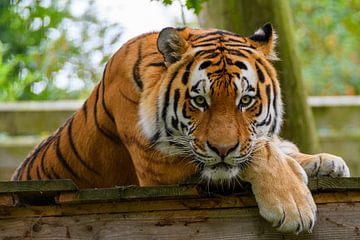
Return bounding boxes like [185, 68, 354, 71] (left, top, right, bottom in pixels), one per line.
[206, 141, 239, 158]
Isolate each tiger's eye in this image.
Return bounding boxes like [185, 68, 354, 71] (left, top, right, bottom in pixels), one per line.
[240, 95, 252, 106]
[194, 96, 206, 107]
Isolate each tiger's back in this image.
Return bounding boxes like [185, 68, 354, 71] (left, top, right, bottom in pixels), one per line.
[11, 30, 189, 187]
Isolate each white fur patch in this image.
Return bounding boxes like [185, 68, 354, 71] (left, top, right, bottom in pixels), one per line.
[202, 166, 240, 181]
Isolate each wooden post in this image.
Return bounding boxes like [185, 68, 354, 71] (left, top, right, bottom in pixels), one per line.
[199, 0, 319, 153]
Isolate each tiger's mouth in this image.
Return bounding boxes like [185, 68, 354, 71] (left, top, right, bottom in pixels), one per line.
[209, 162, 233, 170]
[201, 162, 241, 182]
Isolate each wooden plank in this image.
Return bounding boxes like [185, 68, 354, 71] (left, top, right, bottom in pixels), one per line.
[55, 178, 360, 205]
[1, 191, 360, 219]
[0, 202, 359, 239]
[309, 177, 360, 191]
[0, 179, 78, 193]
[56, 185, 201, 204]
[0, 177, 357, 205]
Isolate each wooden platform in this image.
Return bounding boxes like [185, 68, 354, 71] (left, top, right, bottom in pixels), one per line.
[1, 178, 360, 239]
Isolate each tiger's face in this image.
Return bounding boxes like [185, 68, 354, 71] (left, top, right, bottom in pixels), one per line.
[139, 24, 283, 183]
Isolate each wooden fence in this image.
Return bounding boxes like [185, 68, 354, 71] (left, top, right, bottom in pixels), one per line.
[0, 96, 359, 180]
[0, 177, 360, 239]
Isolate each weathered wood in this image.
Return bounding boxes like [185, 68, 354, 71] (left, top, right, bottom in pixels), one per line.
[56, 185, 201, 204]
[309, 177, 360, 191]
[0, 178, 359, 206]
[0, 179, 78, 193]
[1, 191, 360, 219]
[0, 202, 360, 239]
[0, 179, 79, 206]
[0, 178, 360, 239]
[54, 178, 360, 205]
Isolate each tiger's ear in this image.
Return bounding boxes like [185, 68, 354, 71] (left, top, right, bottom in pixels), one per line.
[248, 23, 278, 60]
[157, 27, 189, 65]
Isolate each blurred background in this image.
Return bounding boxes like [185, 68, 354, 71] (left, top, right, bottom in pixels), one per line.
[0, 0, 359, 179]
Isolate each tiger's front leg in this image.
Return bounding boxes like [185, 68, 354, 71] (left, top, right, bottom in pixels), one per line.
[276, 139, 350, 177]
[240, 140, 316, 234]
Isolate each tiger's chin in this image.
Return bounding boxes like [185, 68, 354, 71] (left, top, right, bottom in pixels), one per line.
[201, 162, 240, 182]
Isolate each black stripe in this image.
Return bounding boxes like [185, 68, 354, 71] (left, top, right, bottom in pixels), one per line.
[150, 131, 161, 146]
[193, 36, 220, 44]
[256, 62, 265, 83]
[225, 57, 233, 65]
[256, 84, 271, 126]
[192, 43, 217, 48]
[147, 62, 166, 68]
[182, 61, 193, 85]
[162, 65, 185, 136]
[171, 89, 180, 130]
[191, 30, 240, 42]
[55, 134, 80, 179]
[180, 122, 187, 134]
[225, 43, 254, 48]
[235, 61, 247, 70]
[227, 37, 247, 44]
[26, 154, 38, 180]
[16, 136, 50, 180]
[227, 49, 247, 58]
[40, 139, 53, 179]
[240, 48, 254, 54]
[82, 100, 88, 122]
[191, 80, 202, 93]
[68, 117, 99, 175]
[162, 70, 179, 123]
[270, 85, 278, 135]
[194, 49, 217, 58]
[101, 65, 115, 123]
[199, 60, 212, 70]
[132, 43, 143, 90]
[94, 85, 120, 144]
[257, 59, 279, 132]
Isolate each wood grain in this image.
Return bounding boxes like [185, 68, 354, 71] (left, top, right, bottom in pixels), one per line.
[0, 179, 78, 193]
[0, 178, 360, 239]
[0, 202, 359, 239]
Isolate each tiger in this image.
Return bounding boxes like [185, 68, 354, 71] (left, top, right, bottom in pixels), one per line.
[12, 23, 350, 233]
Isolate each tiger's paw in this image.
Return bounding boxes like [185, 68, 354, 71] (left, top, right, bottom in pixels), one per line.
[301, 153, 350, 178]
[241, 141, 316, 234]
[254, 177, 316, 234]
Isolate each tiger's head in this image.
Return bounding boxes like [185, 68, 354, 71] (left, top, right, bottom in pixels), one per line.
[139, 23, 283, 183]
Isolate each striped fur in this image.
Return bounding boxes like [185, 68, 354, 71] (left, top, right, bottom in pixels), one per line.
[12, 24, 344, 189]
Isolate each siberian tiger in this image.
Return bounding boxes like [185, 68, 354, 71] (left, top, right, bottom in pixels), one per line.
[12, 23, 350, 233]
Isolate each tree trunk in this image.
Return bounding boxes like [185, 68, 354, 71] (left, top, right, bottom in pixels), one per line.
[198, 0, 319, 153]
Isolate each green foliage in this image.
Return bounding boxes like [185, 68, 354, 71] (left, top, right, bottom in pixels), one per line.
[158, 0, 207, 15]
[0, 0, 121, 101]
[291, 0, 360, 95]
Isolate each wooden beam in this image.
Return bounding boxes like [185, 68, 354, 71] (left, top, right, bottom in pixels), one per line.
[1, 177, 360, 206]
[309, 177, 360, 191]
[56, 184, 201, 204]
[0, 201, 360, 239]
[0, 179, 78, 193]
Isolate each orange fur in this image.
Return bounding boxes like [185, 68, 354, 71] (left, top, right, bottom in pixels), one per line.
[12, 25, 348, 192]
